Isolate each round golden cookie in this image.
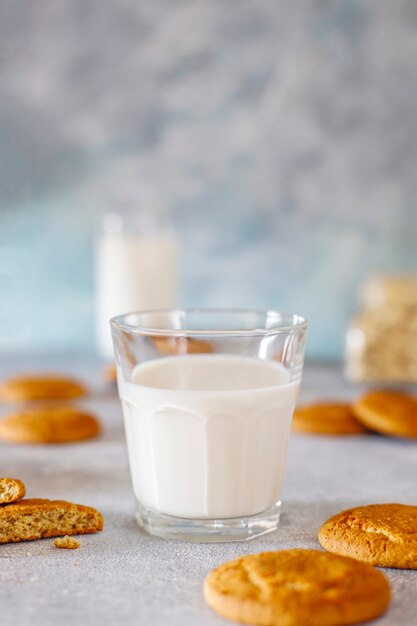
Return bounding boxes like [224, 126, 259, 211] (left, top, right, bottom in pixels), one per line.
[292, 402, 367, 435]
[0, 375, 87, 403]
[0, 405, 101, 444]
[153, 336, 213, 356]
[103, 363, 117, 383]
[319, 503, 417, 569]
[353, 390, 417, 439]
[204, 548, 390, 626]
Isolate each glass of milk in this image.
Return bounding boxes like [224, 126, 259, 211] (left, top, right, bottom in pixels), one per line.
[111, 309, 307, 542]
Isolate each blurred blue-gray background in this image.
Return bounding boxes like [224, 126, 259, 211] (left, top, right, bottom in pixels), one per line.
[1, 0, 416, 359]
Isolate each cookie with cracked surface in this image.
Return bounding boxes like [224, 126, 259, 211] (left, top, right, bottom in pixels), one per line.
[0, 375, 87, 403]
[0, 499, 103, 543]
[292, 402, 367, 435]
[0, 405, 101, 444]
[319, 503, 417, 569]
[353, 390, 417, 439]
[0, 477, 26, 504]
[204, 548, 390, 626]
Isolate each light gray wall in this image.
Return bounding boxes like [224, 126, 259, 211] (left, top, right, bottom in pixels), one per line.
[1, 0, 416, 358]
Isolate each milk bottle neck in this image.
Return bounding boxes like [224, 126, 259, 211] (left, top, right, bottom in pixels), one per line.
[101, 189, 173, 238]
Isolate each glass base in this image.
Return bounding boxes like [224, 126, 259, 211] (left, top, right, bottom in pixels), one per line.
[135, 501, 281, 542]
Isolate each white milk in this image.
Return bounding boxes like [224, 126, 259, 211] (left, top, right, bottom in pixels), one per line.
[119, 354, 298, 519]
[95, 234, 179, 357]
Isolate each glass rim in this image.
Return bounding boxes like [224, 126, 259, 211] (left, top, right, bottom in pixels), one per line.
[110, 308, 308, 337]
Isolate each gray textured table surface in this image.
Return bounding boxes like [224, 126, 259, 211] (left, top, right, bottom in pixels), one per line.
[1, 355, 416, 626]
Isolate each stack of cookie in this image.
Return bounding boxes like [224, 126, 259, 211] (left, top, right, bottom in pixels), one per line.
[346, 275, 417, 383]
[292, 389, 417, 439]
[0, 375, 101, 444]
[0, 477, 103, 547]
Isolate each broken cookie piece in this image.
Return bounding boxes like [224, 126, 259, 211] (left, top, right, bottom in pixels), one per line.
[0, 477, 26, 504]
[0, 498, 103, 544]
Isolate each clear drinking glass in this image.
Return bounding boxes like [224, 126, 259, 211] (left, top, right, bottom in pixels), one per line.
[111, 309, 307, 542]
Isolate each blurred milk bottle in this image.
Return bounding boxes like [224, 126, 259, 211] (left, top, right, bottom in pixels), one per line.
[95, 186, 179, 358]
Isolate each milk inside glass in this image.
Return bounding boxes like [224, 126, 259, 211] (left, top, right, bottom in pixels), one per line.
[119, 354, 299, 519]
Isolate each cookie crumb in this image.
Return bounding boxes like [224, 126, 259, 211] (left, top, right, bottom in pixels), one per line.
[54, 536, 80, 550]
